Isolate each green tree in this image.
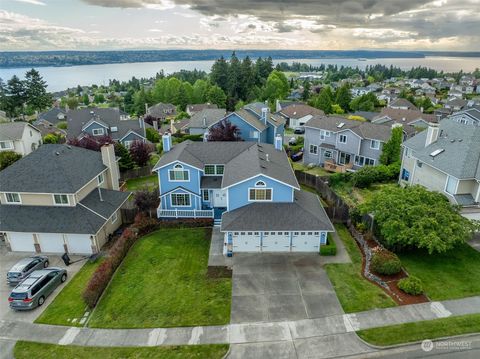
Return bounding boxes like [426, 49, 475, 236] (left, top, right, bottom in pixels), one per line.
[302, 80, 311, 101]
[0, 151, 22, 170]
[175, 83, 190, 111]
[5, 75, 26, 117]
[164, 77, 181, 104]
[379, 126, 403, 165]
[210, 56, 229, 93]
[146, 127, 160, 143]
[82, 93, 90, 106]
[360, 185, 478, 254]
[152, 78, 168, 103]
[314, 87, 334, 114]
[24, 69, 52, 112]
[114, 142, 135, 172]
[192, 79, 209, 103]
[240, 56, 255, 100]
[43, 133, 60, 144]
[133, 88, 148, 115]
[94, 93, 105, 103]
[206, 85, 227, 108]
[227, 51, 242, 100]
[263, 70, 289, 103]
[335, 84, 352, 112]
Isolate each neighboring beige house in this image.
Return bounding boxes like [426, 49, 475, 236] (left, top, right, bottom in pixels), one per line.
[0, 122, 42, 156]
[400, 116, 480, 220]
[0, 144, 131, 254]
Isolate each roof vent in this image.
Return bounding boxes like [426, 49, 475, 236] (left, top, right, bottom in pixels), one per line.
[337, 122, 345, 128]
[55, 151, 60, 155]
[266, 153, 270, 162]
[450, 139, 455, 143]
[458, 139, 463, 142]
[90, 111, 94, 115]
[430, 149, 445, 157]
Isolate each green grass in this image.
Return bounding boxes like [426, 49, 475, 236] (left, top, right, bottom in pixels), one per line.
[14, 342, 229, 359]
[399, 243, 480, 301]
[331, 182, 397, 207]
[292, 161, 332, 177]
[325, 224, 396, 313]
[300, 184, 328, 207]
[357, 313, 480, 346]
[125, 174, 158, 191]
[88, 228, 231, 328]
[35, 259, 103, 326]
[149, 153, 160, 167]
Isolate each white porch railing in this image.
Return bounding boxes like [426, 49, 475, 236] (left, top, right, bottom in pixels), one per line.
[157, 208, 214, 219]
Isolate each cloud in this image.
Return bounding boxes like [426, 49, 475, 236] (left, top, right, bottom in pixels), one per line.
[14, 0, 46, 5]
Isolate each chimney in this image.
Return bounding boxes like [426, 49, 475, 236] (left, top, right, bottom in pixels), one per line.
[420, 106, 424, 113]
[145, 103, 148, 115]
[170, 119, 175, 133]
[261, 107, 269, 125]
[101, 144, 120, 190]
[274, 134, 283, 151]
[162, 132, 172, 152]
[138, 118, 144, 129]
[425, 123, 440, 147]
[203, 117, 207, 127]
[153, 120, 158, 131]
[275, 99, 281, 112]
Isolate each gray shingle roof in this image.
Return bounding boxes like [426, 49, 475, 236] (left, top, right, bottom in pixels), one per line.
[36, 108, 67, 125]
[233, 109, 267, 131]
[388, 98, 418, 110]
[153, 141, 299, 189]
[0, 189, 130, 234]
[188, 109, 227, 129]
[0, 144, 106, 193]
[221, 190, 334, 231]
[201, 176, 222, 189]
[403, 118, 480, 179]
[0, 122, 39, 141]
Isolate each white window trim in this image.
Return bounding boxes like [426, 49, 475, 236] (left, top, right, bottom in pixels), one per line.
[202, 189, 209, 201]
[248, 187, 273, 202]
[97, 173, 105, 185]
[170, 193, 191, 207]
[92, 128, 105, 136]
[53, 194, 70, 206]
[204, 164, 225, 176]
[111, 211, 118, 223]
[370, 140, 380, 150]
[339, 134, 347, 144]
[5, 192, 21, 204]
[444, 175, 459, 195]
[168, 164, 190, 182]
[124, 140, 133, 148]
[309, 144, 318, 155]
[0, 141, 14, 150]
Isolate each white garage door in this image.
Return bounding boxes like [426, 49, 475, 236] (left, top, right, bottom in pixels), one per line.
[292, 232, 320, 252]
[67, 234, 93, 254]
[38, 233, 65, 253]
[232, 232, 261, 252]
[262, 232, 291, 252]
[8, 232, 35, 252]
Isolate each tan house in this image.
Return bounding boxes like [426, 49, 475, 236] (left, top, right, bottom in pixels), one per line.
[0, 122, 42, 156]
[0, 144, 131, 254]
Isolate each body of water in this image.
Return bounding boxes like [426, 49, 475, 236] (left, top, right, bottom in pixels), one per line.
[1, 57, 478, 93]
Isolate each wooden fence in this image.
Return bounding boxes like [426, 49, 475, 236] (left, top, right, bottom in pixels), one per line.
[120, 165, 154, 181]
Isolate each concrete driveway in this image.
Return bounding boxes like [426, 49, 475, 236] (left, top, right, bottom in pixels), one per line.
[0, 244, 84, 323]
[231, 254, 343, 323]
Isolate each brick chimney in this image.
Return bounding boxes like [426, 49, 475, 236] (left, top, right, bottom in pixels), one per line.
[101, 144, 120, 190]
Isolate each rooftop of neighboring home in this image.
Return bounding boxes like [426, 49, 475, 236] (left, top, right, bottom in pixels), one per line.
[276, 103, 324, 119]
[66, 107, 148, 140]
[446, 97, 468, 108]
[388, 98, 419, 110]
[0, 122, 40, 142]
[373, 107, 437, 124]
[241, 102, 287, 128]
[36, 107, 67, 125]
[305, 115, 392, 142]
[147, 103, 176, 118]
[0, 144, 107, 193]
[153, 140, 299, 189]
[187, 108, 227, 129]
[186, 103, 218, 114]
[351, 111, 379, 121]
[403, 118, 480, 180]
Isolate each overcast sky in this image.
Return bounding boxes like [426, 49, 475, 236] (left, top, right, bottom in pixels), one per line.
[1, 0, 479, 51]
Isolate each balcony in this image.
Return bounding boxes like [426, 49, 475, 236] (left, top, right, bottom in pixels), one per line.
[157, 208, 214, 219]
[324, 160, 354, 173]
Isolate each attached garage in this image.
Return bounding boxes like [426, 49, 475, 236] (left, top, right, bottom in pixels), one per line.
[292, 232, 321, 252]
[37, 233, 65, 253]
[262, 232, 291, 252]
[7, 232, 36, 252]
[66, 234, 93, 254]
[232, 232, 261, 252]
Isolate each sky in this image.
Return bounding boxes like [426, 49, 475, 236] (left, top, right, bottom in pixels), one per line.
[1, 0, 479, 51]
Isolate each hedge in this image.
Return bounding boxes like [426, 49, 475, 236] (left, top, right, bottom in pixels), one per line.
[398, 276, 424, 296]
[320, 233, 337, 255]
[352, 162, 400, 188]
[370, 248, 402, 275]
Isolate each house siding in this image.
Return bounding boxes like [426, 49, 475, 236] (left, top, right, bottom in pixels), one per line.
[359, 140, 383, 163]
[160, 188, 201, 210]
[158, 161, 201, 196]
[83, 122, 108, 137]
[95, 209, 123, 249]
[224, 113, 263, 143]
[120, 131, 145, 145]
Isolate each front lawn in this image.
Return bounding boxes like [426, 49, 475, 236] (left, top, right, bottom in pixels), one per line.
[400, 243, 480, 301]
[88, 228, 231, 328]
[125, 174, 158, 191]
[14, 342, 229, 359]
[325, 224, 396, 313]
[357, 313, 480, 346]
[35, 259, 103, 326]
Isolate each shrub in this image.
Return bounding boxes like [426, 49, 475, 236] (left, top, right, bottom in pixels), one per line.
[352, 163, 400, 188]
[328, 172, 352, 187]
[320, 234, 337, 255]
[398, 276, 424, 296]
[43, 133, 60, 144]
[133, 213, 159, 236]
[370, 248, 402, 275]
[0, 151, 22, 170]
[56, 121, 67, 130]
[146, 127, 160, 143]
[158, 218, 214, 228]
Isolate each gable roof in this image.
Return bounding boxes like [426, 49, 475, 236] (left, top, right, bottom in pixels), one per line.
[153, 141, 299, 190]
[233, 109, 267, 131]
[403, 118, 480, 179]
[147, 103, 176, 118]
[36, 108, 67, 125]
[188, 108, 227, 129]
[389, 98, 418, 110]
[277, 104, 325, 119]
[0, 144, 107, 193]
[187, 103, 218, 113]
[243, 103, 287, 127]
[0, 122, 40, 141]
[373, 108, 436, 125]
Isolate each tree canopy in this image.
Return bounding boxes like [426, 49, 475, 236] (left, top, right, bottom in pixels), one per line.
[379, 126, 403, 165]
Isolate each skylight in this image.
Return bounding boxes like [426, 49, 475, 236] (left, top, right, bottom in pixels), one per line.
[337, 122, 345, 128]
[430, 149, 445, 157]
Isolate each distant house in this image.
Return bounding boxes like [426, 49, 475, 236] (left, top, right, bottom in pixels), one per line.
[400, 118, 480, 220]
[186, 103, 218, 117]
[0, 122, 42, 156]
[445, 98, 468, 111]
[388, 98, 418, 111]
[372, 108, 436, 133]
[35, 107, 67, 127]
[448, 108, 480, 126]
[276, 103, 324, 129]
[303, 115, 393, 172]
[67, 107, 150, 148]
[0, 110, 8, 122]
[186, 108, 227, 136]
[147, 103, 177, 121]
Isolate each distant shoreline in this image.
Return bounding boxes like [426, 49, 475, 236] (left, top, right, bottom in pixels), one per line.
[1, 49, 479, 69]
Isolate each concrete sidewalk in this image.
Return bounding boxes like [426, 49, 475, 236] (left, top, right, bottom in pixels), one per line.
[1, 296, 479, 349]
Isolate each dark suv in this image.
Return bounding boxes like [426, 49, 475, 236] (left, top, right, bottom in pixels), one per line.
[8, 268, 67, 311]
[7, 256, 49, 286]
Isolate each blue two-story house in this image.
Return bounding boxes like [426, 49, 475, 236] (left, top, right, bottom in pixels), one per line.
[153, 133, 334, 254]
[208, 102, 286, 145]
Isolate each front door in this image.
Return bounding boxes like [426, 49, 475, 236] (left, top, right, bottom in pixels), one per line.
[213, 189, 227, 207]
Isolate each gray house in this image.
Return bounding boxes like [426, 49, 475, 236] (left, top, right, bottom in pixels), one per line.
[304, 115, 393, 172]
[186, 108, 227, 135]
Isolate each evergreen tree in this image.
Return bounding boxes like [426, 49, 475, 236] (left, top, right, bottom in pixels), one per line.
[240, 56, 255, 101]
[227, 51, 241, 100]
[175, 83, 189, 111]
[82, 93, 90, 106]
[6, 75, 26, 117]
[315, 87, 334, 114]
[210, 56, 229, 93]
[133, 88, 148, 115]
[115, 142, 135, 171]
[302, 80, 311, 101]
[380, 126, 403, 165]
[192, 79, 209, 103]
[335, 84, 352, 112]
[24, 69, 52, 111]
[206, 85, 227, 108]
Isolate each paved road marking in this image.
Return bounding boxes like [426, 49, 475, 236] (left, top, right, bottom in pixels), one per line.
[343, 314, 360, 332]
[430, 302, 452, 318]
[188, 327, 203, 345]
[58, 327, 80, 345]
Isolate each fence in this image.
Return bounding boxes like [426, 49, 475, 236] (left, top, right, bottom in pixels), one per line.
[120, 165, 154, 181]
[121, 208, 139, 224]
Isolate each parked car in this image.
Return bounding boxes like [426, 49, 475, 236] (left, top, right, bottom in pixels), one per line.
[288, 137, 297, 145]
[7, 256, 49, 286]
[291, 151, 304, 162]
[8, 268, 67, 311]
[294, 127, 305, 134]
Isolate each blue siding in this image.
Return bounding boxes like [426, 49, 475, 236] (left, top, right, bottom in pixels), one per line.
[161, 187, 201, 210]
[224, 113, 263, 142]
[121, 131, 145, 144]
[157, 161, 201, 196]
[227, 174, 294, 211]
[83, 121, 108, 136]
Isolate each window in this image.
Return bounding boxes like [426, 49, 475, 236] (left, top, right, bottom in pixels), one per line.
[249, 184, 272, 201]
[92, 128, 104, 136]
[53, 194, 69, 205]
[202, 189, 209, 201]
[169, 164, 189, 181]
[401, 168, 410, 181]
[204, 165, 215, 175]
[216, 165, 224, 175]
[5, 193, 21, 204]
[251, 131, 259, 139]
[204, 165, 224, 176]
[111, 211, 118, 223]
[324, 150, 332, 159]
[338, 152, 351, 165]
[320, 130, 330, 140]
[354, 156, 375, 167]
[309, 145, 318, 155]
[0, 141, 13, 150]
[171, 193, 191, 206]
[370, 140, 380, 150]
[339, 134, 347, 143]
[97, 173, 104, 185]
[445, 176, 458, 195]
